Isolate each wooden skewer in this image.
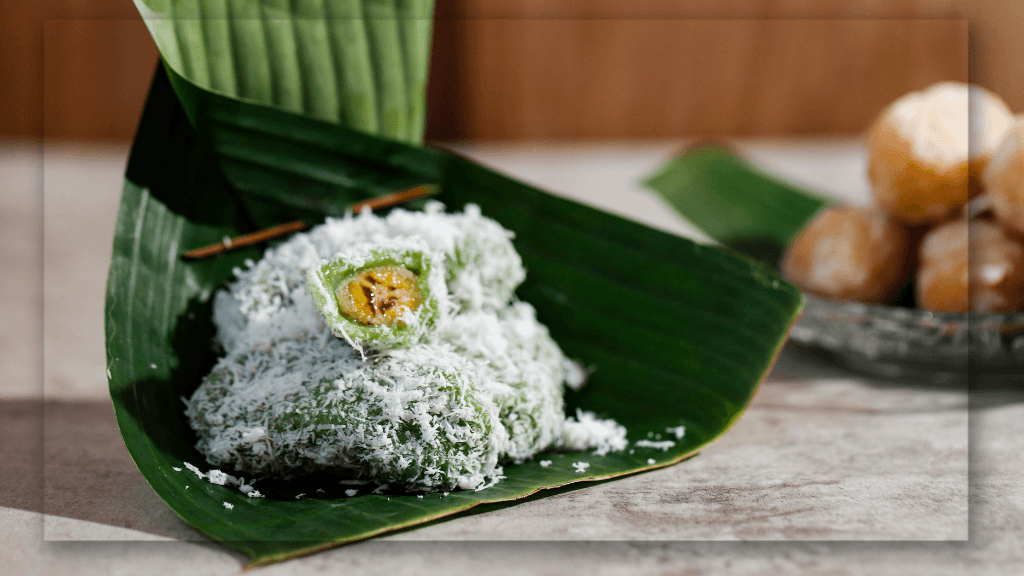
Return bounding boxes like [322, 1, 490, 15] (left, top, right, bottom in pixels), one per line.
[182, 220, 309, 260]
[350, 185, 435, 214]
[182, 185, 435, 260]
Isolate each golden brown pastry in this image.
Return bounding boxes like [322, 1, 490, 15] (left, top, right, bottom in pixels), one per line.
[866, 82, 1013, 225]
[983, 118, 1024, 236]
[781, 206, 912, 304]
[917, 219, 1024, 313]
[916, 220, 970, 312]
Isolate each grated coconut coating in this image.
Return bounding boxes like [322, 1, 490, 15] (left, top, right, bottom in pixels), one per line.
[445, 204, 526, 312]
[189, 203, 626, 492]
[438, 303, 569, 462]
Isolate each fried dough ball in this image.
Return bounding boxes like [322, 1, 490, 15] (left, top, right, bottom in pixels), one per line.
[917, 220, 1024, 313]
[867, 82, 1013, 225]
[781, 206, 913, 304]
[916, 220, 970, 312]
[983, 119, 1024, 236]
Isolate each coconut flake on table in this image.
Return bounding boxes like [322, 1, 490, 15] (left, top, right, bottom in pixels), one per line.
[666, 426, 686, 440]
[180, 463, 265, 497]
[183, 462, 205, 480]
[635, 439, 676, 451]
[556, 409, 628, 456]
[562, 359, 591, 391]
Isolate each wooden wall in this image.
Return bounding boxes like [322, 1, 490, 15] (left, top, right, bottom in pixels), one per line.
[425, 19, 967, 139]
[1, 1, 1018, 142]
[40, 20, 158, 141]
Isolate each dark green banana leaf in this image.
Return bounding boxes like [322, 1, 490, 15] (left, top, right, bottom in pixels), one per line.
[105, 65, 803, 566]
[641, 143, 835, 266]
[133, 0, 434, 143]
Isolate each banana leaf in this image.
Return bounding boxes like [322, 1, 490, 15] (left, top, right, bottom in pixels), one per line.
[641, 143, 835, 266]
[132, 0, 434, 143]
[105, 64, 803, 566]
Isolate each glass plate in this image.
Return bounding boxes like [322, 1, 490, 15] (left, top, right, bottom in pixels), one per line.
[790, 295, 1024, 383]
[643, 142, 1024, 384]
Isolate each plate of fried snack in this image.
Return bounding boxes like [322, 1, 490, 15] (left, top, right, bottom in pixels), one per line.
[645, 82, 1024, 383]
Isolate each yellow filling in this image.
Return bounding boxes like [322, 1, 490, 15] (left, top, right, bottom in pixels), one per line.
[336, 266, 422, 326]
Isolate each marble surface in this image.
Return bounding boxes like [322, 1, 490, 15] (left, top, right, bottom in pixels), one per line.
[0, 139, 1011, 575]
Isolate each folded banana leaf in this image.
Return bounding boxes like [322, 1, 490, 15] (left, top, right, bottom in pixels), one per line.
[133, 0, 434, 143]
[105, 63, 802, 565]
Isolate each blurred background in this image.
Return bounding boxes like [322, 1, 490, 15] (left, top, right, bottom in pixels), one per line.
[5, 1, 1023, 142]
[1, 3, 1016, 399]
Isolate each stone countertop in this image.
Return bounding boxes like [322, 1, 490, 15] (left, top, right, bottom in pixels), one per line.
[0, 139, 1010, 575]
